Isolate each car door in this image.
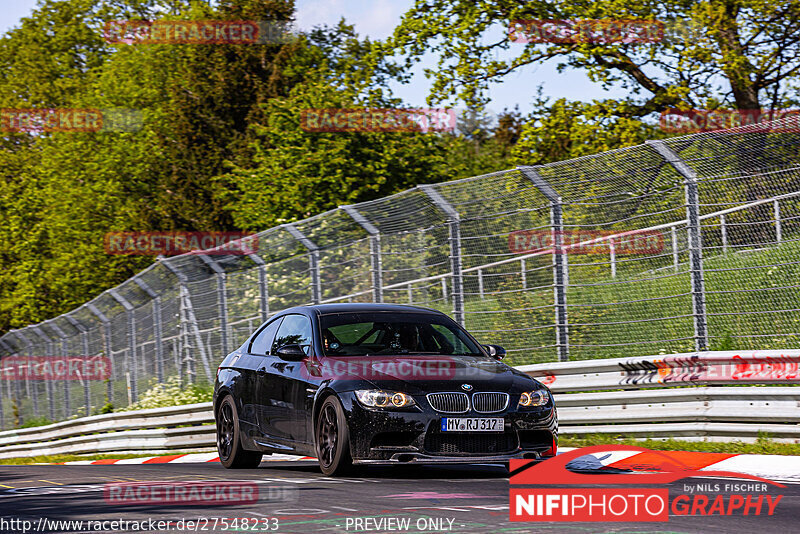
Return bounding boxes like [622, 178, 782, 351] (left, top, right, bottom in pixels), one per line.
[243, 317, 282, 437]
[256, 313, 313, 446]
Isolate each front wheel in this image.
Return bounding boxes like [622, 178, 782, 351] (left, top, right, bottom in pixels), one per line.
[217, 395, 262, 469]
[316, 396, 353, 476]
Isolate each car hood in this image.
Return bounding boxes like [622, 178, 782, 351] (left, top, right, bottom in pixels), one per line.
[320, 354, 541, 394]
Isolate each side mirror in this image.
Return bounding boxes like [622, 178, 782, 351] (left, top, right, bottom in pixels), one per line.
[275, 344, 306, 361]
[484, 344, 506, 361]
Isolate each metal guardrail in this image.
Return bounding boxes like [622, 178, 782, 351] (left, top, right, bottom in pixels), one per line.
[0, 403, 214, 458]
[520, 350, 800, 443]
[1, 351, 798, 458]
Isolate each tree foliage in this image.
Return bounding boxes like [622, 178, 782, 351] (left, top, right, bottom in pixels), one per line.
[380, 0, 800, 113]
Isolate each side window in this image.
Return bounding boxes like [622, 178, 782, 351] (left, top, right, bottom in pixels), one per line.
[272, 314, 314, 355]
[431, 324, 470, 354]
[249, 318, 283, 355]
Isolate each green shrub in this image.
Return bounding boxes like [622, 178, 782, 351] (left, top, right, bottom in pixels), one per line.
[126, 376, 213, 411]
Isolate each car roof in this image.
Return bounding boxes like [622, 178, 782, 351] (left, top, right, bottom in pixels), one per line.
[281, 303, 446, 316]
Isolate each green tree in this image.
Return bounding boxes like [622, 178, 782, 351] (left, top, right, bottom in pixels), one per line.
[380, 1, 800, 114]
[220, 24, 458, 230]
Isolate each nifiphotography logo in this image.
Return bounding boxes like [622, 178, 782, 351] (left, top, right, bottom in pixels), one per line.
[509, 445, 784, 522]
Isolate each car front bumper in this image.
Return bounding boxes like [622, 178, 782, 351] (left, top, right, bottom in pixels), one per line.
[343, 393, 558, 462]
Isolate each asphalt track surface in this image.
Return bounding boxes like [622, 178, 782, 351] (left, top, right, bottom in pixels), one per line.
[0, 460, 797, 533]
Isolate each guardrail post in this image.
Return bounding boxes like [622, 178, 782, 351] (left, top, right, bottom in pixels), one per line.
[342, 205, 383, 303]
[197, 255, 230, 354]
[87, 302, 115, 405]
[65, 316, 92, 417]
[45, 320, 70, 418]
[283, 224, 322, 304]
[648, 140, 709, 351]
[160, 259, 212, 383]
[518, 166, 570, 361]
[32, 326, 56, 421]
[419, 185, 465, 326]
[133, 279, 164, 383]
[108, 289, 138, 403]
[247, 253, 269, 321]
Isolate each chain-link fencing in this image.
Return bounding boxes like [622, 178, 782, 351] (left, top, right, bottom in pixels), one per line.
[2, 118, 800, 428]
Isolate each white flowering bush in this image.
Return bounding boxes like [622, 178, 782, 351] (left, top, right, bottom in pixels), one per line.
[126, 376, 213, 411]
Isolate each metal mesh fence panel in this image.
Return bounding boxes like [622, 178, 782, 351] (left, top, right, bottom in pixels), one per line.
[3, 119, 800, 427]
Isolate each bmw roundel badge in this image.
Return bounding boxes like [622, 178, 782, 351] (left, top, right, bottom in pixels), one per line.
[461, 383, 473, 391]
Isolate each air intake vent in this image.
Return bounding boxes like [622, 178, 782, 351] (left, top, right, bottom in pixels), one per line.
[472, 392, 509, 413]
[426, 392, 469, 413]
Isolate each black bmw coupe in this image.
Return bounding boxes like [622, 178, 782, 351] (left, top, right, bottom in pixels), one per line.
[213, 303, 557, 475]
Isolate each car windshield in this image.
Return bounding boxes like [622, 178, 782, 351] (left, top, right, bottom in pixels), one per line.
[318, 312, 485, 357]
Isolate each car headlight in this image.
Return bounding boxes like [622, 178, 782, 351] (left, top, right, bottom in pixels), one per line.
[518, 389, 550, 407]
[355, 389, 416, 408]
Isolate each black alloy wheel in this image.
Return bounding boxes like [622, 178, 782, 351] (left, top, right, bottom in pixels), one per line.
[316, 396, 353, 476]
[217, 395, 262, 469]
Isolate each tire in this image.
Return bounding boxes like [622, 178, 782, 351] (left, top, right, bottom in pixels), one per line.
[315, 396, 353, 476]
[216, 395, 263, 469]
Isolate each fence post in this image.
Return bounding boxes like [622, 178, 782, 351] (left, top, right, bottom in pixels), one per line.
[648, 140, 709, 351]
[133, 279, 164, 383]
[87, 302, 115, 405]
[774, 200, 782, 243]
[13, 331, 37, 420]
[108, 289, 138, 403]
[720, 214, 728, 253]
[247, 253, 269, 321]
[197, 255, 230, 354]
[160, 259, 212, 383]
[419, 185, 465, 326]
[32, 326, 56, 422]
[0, 339, 12, 428]
[283, 224, 322, 305]
[342, 205, 383, 303]
[518, 166, 570, 361]
[65, 316, 92, 417]
[0, 339, 10, 428]
[609, 238, 617, 278]
[671, 226, 680, 271]
[45, 320, 70, 419]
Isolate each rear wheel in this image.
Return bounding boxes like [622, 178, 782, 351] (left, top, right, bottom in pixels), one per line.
[316, 396, 353, 476]
[217, 395, 262, 469]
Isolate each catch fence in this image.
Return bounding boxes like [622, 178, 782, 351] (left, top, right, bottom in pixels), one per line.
[2, 118, 800, 427]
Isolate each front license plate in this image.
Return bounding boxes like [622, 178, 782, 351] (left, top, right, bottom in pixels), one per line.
[441, 417, 504, 432]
